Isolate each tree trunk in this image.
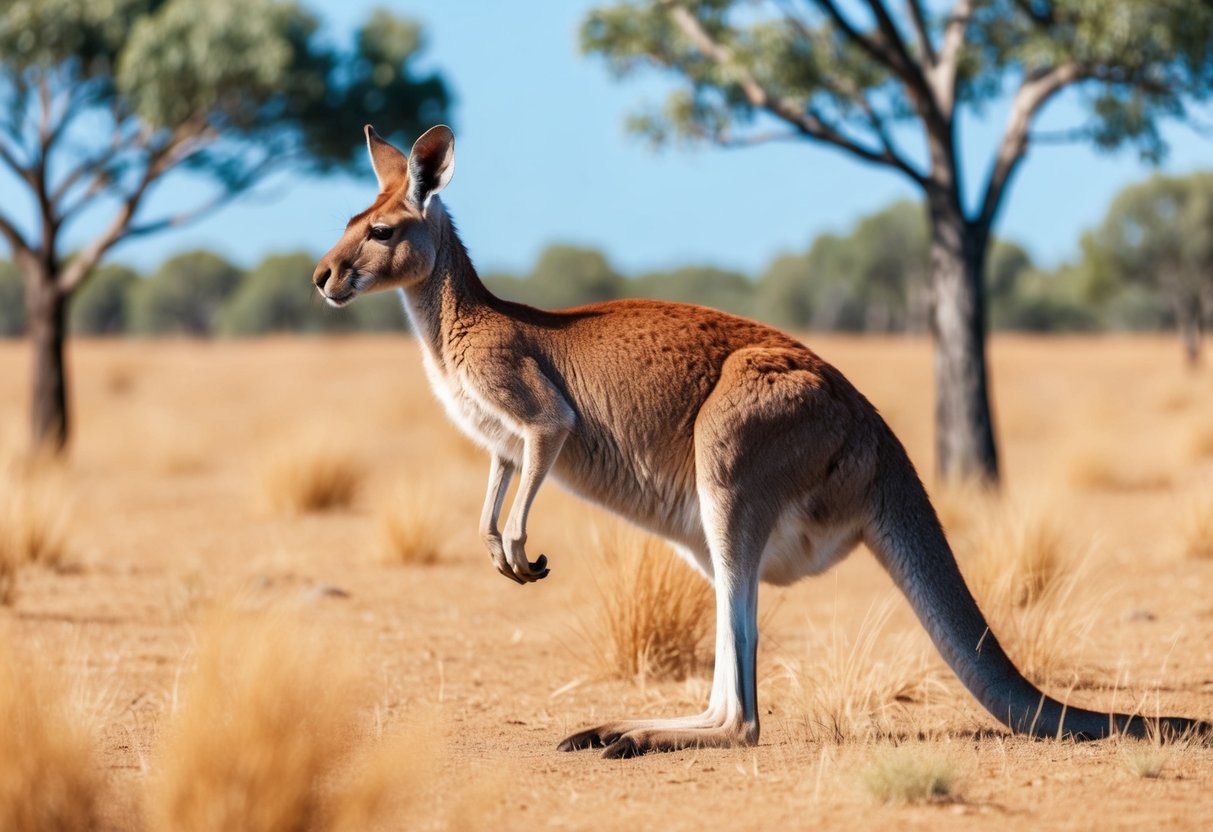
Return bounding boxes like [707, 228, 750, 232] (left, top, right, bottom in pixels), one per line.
[927, 201, 999, 484]
[28, 279, 70, 454]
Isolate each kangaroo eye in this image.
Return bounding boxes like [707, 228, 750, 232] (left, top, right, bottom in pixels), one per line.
[369, 224, 393, 241]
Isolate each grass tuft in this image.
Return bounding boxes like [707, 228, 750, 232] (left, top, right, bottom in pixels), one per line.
[0, 465, 73, 603]
[0, 633, 103, 830]
[376, 488, 446, 566]
[261, 439, 362, 513]
[858, 744, 964, 805]
[966, 507, 1068, 609]
[780, 603, 942, 744]
[951, 499, 1099, 686]
[583, 523, 714, 682]
[1120, 740, 1171, 780]
[149, 606, 365, 832]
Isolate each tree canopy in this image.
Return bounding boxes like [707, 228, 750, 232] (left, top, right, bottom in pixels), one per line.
[579, 0, 1213, 482]
[1078, 172, 1213, 361]
[0, 0, 450, 451]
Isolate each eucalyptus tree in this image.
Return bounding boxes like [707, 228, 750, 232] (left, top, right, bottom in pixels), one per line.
[581, 0, 1213, 482]
[0, 0, 449, 452]
[1081, 172, 1213, 365]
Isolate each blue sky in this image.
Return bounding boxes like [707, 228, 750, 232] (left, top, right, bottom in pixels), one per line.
[7, 0, 1213, 277]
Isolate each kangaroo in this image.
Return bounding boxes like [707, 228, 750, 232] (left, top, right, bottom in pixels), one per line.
[313, 124, 1207, 758]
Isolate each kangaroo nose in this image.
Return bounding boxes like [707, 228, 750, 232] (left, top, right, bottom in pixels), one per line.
[313, 265, 331, 290]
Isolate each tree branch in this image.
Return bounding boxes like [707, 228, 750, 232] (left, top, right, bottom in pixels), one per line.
[906, 0, 937, 65]
[55, 119, 212, 295]
[857, 1, 949, 143]
[120, 187, 248, 241]
[976, 62, 1086, 229]
[664, 2, 927, 186]
[806, 0, 901, 76]
[0, 139, 33, 186]
[1011, 0, 1055, 27]
[932, 0, 972, 114]
[863, 0, 924, 81]
[0, 212, 32, 261]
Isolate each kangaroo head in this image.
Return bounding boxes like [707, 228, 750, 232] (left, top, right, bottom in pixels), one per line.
[313, 124, 455, 306]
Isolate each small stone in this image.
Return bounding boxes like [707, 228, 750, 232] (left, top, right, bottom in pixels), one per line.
[301, 583, 350, 601]
[1124, 609, 1156, 622]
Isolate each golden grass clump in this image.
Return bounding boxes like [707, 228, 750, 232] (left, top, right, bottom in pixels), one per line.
[0, 634, 103, 831]
[780, 603, 942, 744]
[150, 607, 365, 832]
[954, 500, 1097, 686]
[964, 507, 1068, 609]
[0, 466, 73, 603]
[261, 439, 363, 513]
[376, 488, 446, 566]
[585, 523, 714, 682]
[857, 744, 965, 805]
[1119, 738, 1173, 780]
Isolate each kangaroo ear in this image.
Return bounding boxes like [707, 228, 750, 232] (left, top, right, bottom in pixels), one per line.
[365, 125, 408, 191]
[407, 125, 455, 210]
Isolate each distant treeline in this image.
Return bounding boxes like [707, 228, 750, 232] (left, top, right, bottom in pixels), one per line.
[0, 182, 1206, 339]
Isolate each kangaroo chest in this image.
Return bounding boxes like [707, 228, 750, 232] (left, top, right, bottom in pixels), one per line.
[418, 346, 524, 462]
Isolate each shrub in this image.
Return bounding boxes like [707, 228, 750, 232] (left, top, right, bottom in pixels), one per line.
[129, 250, 243, 336]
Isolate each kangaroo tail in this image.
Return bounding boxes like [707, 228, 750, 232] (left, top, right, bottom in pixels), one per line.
[864, 435, 1207, 741]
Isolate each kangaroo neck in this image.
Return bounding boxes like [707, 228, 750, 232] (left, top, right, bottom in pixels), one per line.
[401, 202, 499, 366]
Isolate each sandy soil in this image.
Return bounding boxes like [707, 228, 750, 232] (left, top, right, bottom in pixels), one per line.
[1, 334, 1211, 830]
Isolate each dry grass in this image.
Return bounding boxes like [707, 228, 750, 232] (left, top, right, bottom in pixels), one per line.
[856, 744, 965, 805]
[929, 476, 998, 539]
[779, 603, 943, 744]
[261, 438, 363, 513]
[1180, 492, 1213, 560]
[0, 464, 73, 603]
[376, 487, 446, 566]
[151, 603, 452, 831]
[964, 506, 1069, 609]
[1119, 738, 1173, 779]
[954, 500, 1098, 686]
[150, 605, 366, 832]
[582, 523, 714, 682]
[0, 632, 104, 831]
[1066, 448, 1171, 493]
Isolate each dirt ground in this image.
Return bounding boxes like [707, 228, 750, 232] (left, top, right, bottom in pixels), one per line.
[1, 334, 1212, 830]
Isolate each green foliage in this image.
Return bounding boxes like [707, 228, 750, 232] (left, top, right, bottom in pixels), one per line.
[990, 266, 1099, 332]
[487, 245, 625, 309]
[129, 251, 242, 336]
[70, 263, 138, 335]
[582, 1, 1213, 163]
[631, 266, 753, 317]
[0, 0, 450, 183]
[215, 253, 336, 335]
[0, 261, 23, 337]
[1070, 171, 1213, 352]
[755, 202, 932, 332]
[1080, 172, 1213, 306]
